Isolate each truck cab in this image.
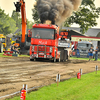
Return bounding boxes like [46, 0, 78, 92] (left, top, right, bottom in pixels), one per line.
[30, 24, 60, 62]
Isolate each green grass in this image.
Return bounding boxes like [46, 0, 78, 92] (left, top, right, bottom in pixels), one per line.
[8, 71, 100, 100]
[70, 56, 89, 60]
[70, 56, 100, 61]
[0, 53, 29, 57]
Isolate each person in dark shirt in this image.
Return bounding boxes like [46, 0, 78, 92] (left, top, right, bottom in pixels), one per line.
[11, 43, 19, 54]
[14, 44, 19, 54]
[94, 46, 99, 61]
[88, 46, 94, 61]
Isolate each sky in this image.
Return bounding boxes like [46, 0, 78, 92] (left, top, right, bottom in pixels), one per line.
[0, 0, 100, 28]
[0, 0, 35, 21]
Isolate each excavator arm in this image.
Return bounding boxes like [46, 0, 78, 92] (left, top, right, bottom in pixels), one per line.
[14, 0, 27, 43]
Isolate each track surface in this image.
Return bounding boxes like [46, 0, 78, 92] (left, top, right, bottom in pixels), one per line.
[0, 57, 99, 99]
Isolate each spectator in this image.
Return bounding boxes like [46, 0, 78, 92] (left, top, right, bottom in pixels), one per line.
[88, 46, 94, 61]
[11, 43, 19, 54]
[14, 44, 19, 54]
[94, 46, 99, 61]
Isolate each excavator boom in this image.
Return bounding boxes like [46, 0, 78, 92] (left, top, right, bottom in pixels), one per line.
[14, 0, 27, 43]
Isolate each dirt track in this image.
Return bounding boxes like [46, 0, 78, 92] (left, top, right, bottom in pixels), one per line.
[0, 57, 99, 100]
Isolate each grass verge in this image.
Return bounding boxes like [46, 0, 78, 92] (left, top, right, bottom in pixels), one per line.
[8, 71, 100, 100]
[70, 56, 100, 61]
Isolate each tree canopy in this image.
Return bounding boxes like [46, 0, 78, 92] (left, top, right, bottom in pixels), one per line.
[0, 8, 18, 35]
[64, 0, 100, 34]
[0, 7, 34, 36]
[32, 0, 100, 34]
[11, 10, 34, 31]
[11, 10, 21, 28]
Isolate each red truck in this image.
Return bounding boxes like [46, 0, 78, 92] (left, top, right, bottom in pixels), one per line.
[30, 24, 70, 62]
[30, 24, 60, 62]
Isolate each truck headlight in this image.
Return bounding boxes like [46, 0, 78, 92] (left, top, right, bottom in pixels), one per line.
[32, 46, 34, 51]
[50, 47, 52, 52]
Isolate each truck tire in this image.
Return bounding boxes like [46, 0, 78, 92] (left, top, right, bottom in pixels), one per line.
[0, 43, 3, 53]
[53, 57, 56, 62]
[56, 58, 60, 62]
[30, 58, 36, 61]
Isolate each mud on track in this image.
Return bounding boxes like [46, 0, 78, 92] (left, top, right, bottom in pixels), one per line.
[0, 57, 99, 100]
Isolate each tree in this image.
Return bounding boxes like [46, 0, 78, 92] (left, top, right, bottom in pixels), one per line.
[32, 0, 100, 34]
[11, 10, 34, 30]
[11, 10, 21, 28]
[0, 8, 18, 35]
[0, 8, 11, 35]
[64, 0, 100, 34]
[0, 25, 11, 36]
[32, 5, 40, 23]
[27, 19, 34, 29]
[0, 8, 5, 17]
[0, 13, 18, 35]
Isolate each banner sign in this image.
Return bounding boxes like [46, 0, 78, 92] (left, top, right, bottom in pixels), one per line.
[71, 36, 100, 41]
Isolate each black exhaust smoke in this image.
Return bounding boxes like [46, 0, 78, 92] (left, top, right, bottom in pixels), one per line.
[37, 0, 82, 25]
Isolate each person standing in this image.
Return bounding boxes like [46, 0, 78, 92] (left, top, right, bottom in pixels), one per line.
[88, 46, 94, 61]
[94, 46, 99, 61]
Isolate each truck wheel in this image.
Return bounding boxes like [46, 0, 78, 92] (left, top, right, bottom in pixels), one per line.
[0, 43, 3, 53]
[53, 58, 56, 62]
[30, 58, 36, 61]
[58, 58, 60, 62]
[57, 58, 60, 62]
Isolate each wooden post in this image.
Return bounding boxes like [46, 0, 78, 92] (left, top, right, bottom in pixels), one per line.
[95, 65, 98, 74]
[80, 68, 82, 75]
[56, 74, 60, 86]
[57, 80, 59, 86]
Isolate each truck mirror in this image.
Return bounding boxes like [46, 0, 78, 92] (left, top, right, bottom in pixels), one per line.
[57, 34, 59, 39]
[56, 34, 59, 39]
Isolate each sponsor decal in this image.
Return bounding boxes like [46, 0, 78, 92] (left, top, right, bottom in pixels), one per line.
[39, 41, 47, 45]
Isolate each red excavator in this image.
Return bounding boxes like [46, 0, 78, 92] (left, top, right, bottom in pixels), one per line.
[14, 0, 31, 54]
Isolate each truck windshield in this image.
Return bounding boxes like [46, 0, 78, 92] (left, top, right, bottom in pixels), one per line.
[0, 38, 5, 43]
[32, 28, 54, 39]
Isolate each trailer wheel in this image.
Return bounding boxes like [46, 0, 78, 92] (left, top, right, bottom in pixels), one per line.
[0, 43, 3, 53]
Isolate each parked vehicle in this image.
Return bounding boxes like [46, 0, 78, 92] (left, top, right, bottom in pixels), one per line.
[72, 41, 93, 57]
[0, 33, 6, 53]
